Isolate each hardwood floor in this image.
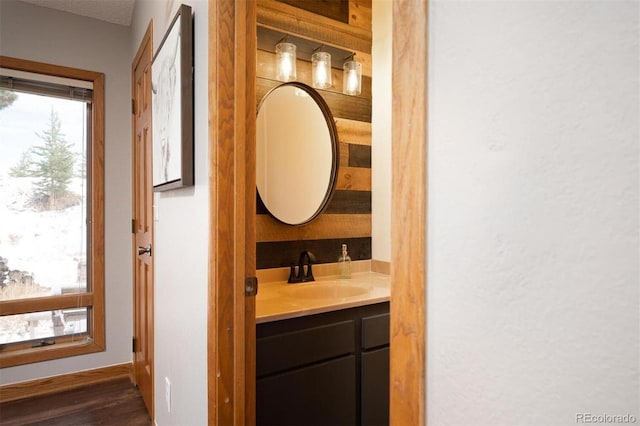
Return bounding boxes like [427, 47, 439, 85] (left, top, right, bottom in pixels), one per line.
[0, 378, 151, 426]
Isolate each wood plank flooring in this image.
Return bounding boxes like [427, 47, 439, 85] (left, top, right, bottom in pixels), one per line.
[0, 378, 151, 426]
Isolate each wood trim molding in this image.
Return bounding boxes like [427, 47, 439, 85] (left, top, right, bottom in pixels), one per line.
[0, 336, 102, 369]
[390, 0, 428, 425]
[0, 56, 105, 368]
[0, 293, 95, 316]
[0, 363, 132, 403]
[90, 71, 106, 354]
[0, 56, 102, 82]
[244, 1, 258, 416]
[208, 0, 257, 424]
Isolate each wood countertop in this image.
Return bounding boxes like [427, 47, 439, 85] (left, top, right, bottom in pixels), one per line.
[256, 272, 391, 324]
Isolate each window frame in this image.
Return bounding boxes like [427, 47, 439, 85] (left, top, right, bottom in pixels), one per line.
[0, 56, 105, 368]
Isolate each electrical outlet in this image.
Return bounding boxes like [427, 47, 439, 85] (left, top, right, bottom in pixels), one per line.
[165, 377, 171, 413]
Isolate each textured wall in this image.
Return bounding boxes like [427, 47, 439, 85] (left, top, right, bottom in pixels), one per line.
[0, 0, 132, 384]
[427, 1, 639, 425]
[130, 1, 209, 424]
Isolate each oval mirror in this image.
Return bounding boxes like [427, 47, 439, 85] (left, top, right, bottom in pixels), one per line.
[256, 82, 338, 225]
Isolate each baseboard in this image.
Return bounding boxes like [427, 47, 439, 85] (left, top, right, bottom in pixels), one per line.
[0, 362, 132, 403]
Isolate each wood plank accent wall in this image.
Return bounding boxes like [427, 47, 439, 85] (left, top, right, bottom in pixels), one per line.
[277, 0, 350, 23]
[257, 0, 371, 54]
[256, 0, 372, 270]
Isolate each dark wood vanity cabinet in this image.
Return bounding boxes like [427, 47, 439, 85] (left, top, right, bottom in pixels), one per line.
[360, 312, 391, 425]
[256, 302, 390, 426]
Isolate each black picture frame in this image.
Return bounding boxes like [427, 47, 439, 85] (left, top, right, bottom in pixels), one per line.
[151, 4, 193, 191]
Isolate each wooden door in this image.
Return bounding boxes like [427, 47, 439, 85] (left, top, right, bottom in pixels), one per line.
[132, 23, 154, 418]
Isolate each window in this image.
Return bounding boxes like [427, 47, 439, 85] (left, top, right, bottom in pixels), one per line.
[0, 56, 104, 367]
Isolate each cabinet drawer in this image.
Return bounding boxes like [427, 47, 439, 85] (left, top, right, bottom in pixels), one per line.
[361, 313, 390, 349]
[257, 320, 355, 376]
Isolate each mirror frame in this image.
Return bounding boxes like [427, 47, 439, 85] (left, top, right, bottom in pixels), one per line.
[256, 81, 339, 226]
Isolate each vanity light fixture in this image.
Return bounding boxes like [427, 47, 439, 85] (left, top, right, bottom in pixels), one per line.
[311, 48, 332, 89]
[276, 41, 297, 82]
[342, 55, 362, 96]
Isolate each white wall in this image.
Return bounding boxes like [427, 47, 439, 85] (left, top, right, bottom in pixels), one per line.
[0, 0, 133, 384]
[131, 1, 208, 424]
[371, 0, 392, 263]
[427, 1, 639, 425]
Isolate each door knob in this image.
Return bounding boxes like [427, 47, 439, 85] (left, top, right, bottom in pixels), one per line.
[138, 245, 152, 256]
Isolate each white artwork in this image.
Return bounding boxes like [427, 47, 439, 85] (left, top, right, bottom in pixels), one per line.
[152, 16, 182, 187]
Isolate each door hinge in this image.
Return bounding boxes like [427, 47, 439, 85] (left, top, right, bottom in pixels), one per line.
[245, 277, 258, 297]
[132, 336, 136, 352]
[131, 99, 136, 115]
[132, 219, 136, 234]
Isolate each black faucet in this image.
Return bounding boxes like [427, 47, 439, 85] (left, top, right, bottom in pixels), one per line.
[288, 251, 316, 283]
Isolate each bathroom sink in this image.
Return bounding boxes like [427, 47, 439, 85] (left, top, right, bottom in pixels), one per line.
[284, 283, 369, 299]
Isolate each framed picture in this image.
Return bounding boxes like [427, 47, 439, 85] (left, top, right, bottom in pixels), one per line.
[151, 4, 193, 191]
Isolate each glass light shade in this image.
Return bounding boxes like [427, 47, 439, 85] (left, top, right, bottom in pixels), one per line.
[342, 60, 362, 96]
[276, 42, 297, 82]
[311, 51, 332, 89]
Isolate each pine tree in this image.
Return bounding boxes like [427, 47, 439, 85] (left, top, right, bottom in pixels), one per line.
[31, 109, 76, 209]
[9, 149, 34, 177]
[0, 89, 17, 111]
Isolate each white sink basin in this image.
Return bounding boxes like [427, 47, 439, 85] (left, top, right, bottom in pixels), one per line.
[283, 282, 369, 299]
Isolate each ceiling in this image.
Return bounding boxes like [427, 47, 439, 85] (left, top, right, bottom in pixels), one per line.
[20, 0, 136, 26]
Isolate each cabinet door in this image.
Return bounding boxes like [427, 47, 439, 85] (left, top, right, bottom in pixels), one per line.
[257, 355, 356, 426]
[361, 347, 390, 426]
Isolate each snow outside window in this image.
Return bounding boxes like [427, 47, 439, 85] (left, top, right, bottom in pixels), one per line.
[0, 58, 105, 367]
